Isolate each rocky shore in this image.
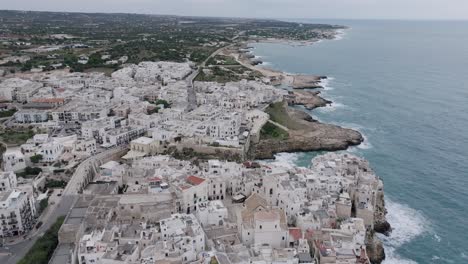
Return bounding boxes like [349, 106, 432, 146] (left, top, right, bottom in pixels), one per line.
[292, 75, 327, 89]
[249, 102, 363, 159]
[286, 90, 332, 110]
[366, 188, 392, 264]
[237, 32, 392, 264]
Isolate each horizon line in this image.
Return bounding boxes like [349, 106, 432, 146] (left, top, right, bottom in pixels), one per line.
[1, 9, 468, 22]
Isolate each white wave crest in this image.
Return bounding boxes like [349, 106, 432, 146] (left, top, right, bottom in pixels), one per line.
[381, 199, 429, 264]
[319, 77, 334, 91]
[316, 102, 346, 113]
[333, 29, 348, 41]
[357, 133, 372, 150]
[267, 152, 299, 169]
[333, 122, 372, 151]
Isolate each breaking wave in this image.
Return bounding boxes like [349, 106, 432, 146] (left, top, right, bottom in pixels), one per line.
[320, 77, 334, 91]
[260, 61, 273, 67]
[381, 199, 430, 264]
[333, 28, 348, 41]
[268, 152, 300, 168]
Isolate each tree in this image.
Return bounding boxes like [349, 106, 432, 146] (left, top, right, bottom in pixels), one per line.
[30, 154, 43, 163]
[18, 216, 65, 264]
[154, 99, 171, 108]
[38, 198, 48, 214]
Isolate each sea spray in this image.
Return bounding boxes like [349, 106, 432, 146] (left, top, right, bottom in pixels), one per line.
[380, 199, 429, 264]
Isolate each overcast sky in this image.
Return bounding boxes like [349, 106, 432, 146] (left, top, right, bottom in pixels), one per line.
[1, 0, 468, 20]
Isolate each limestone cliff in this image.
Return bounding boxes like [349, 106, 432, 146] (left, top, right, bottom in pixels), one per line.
[250, 103, 363, 159]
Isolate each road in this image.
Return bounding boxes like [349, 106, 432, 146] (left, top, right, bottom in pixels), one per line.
[0, 146, 127, 263]
[0, 195, 76, 264]
[185, 43, 236, 112]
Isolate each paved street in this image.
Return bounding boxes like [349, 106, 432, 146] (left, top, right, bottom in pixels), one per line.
[0, 195, 76, 264]
[0, 146, 126, 263]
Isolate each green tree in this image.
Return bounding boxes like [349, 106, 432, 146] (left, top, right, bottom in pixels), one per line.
[38, 198, 48, 214]
[18, 216, 65, 264]
[30, 154, 43, 163]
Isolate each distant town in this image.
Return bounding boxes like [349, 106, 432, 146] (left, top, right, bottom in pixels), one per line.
[0, 10, 388, 264]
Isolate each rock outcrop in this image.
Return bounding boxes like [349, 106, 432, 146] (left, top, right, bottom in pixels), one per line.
[250, 104, 363, 159]
[292, 75, 327, 89]
[374, 188, 392, 236]
[287, 90, 331, 110]
[366, 231, 386, 264]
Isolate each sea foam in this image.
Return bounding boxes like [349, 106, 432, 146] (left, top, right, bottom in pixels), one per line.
[381, 199, 429, 264]
[268, 152, 300, 169]
[320, 77, 334, 91]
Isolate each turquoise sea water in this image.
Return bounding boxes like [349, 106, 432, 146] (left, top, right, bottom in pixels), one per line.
[253, 20, 468, 264]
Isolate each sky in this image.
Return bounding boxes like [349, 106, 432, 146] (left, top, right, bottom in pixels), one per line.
[1, 0, 468, 21]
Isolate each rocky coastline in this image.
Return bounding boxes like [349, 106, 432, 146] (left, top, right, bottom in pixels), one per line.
[239, 34, 392, 264]
[292, 75, 328, 89]
[249, 101, 364, 159]
[286, 90, 332, 110]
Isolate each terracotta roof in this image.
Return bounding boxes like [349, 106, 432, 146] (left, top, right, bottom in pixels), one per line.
[289, 228, 302, 241]
[147, 177, 162, 182]
[186, 175, 205, 186]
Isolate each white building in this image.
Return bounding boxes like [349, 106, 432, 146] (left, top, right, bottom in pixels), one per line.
[81, 116, 126, 143]
[102, 126, 146, 147]
[39, 141, 64, 162]
[0, 189, 37, 237]
[0, 171, 17, 192]
[240, 194, 289, 249]
[195, 200, 228, 227]
[14, 110, 49, 124]
[173, 175, 208, 214]
[2, 148, 26, 172]
[160, 213, 205, 262]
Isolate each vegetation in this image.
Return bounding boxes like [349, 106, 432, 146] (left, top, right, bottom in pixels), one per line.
[0, 109, 17, 118]
[45, 179, 67, 189]
[30, 154, 43, 163]
[154, 99, 171, 108]
[18, 216, 65, 264]
[16, 166, 42, 178]
[0, 10, 343, 73]
[207, 55, 240, 66]
[210, 257, 220, 264]
[265, 102, 302, 130]
[38, 198, 49, 214]
[0, 128, 35, 145]
[260, 122, 289, 140]
[195, 65, 262, 83]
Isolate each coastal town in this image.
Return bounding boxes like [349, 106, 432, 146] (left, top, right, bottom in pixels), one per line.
[0, 10, 389, 264]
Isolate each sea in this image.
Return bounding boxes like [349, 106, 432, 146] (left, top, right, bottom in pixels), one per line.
[252, 20, 468, 264]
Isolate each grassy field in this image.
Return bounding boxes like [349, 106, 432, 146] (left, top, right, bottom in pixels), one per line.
[0, 129, 35, 145]
[18, 216, 65, 264]
[264, 102, 303, 130]
[195, 65, 262, 83]
[260, 122, 289, 140]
